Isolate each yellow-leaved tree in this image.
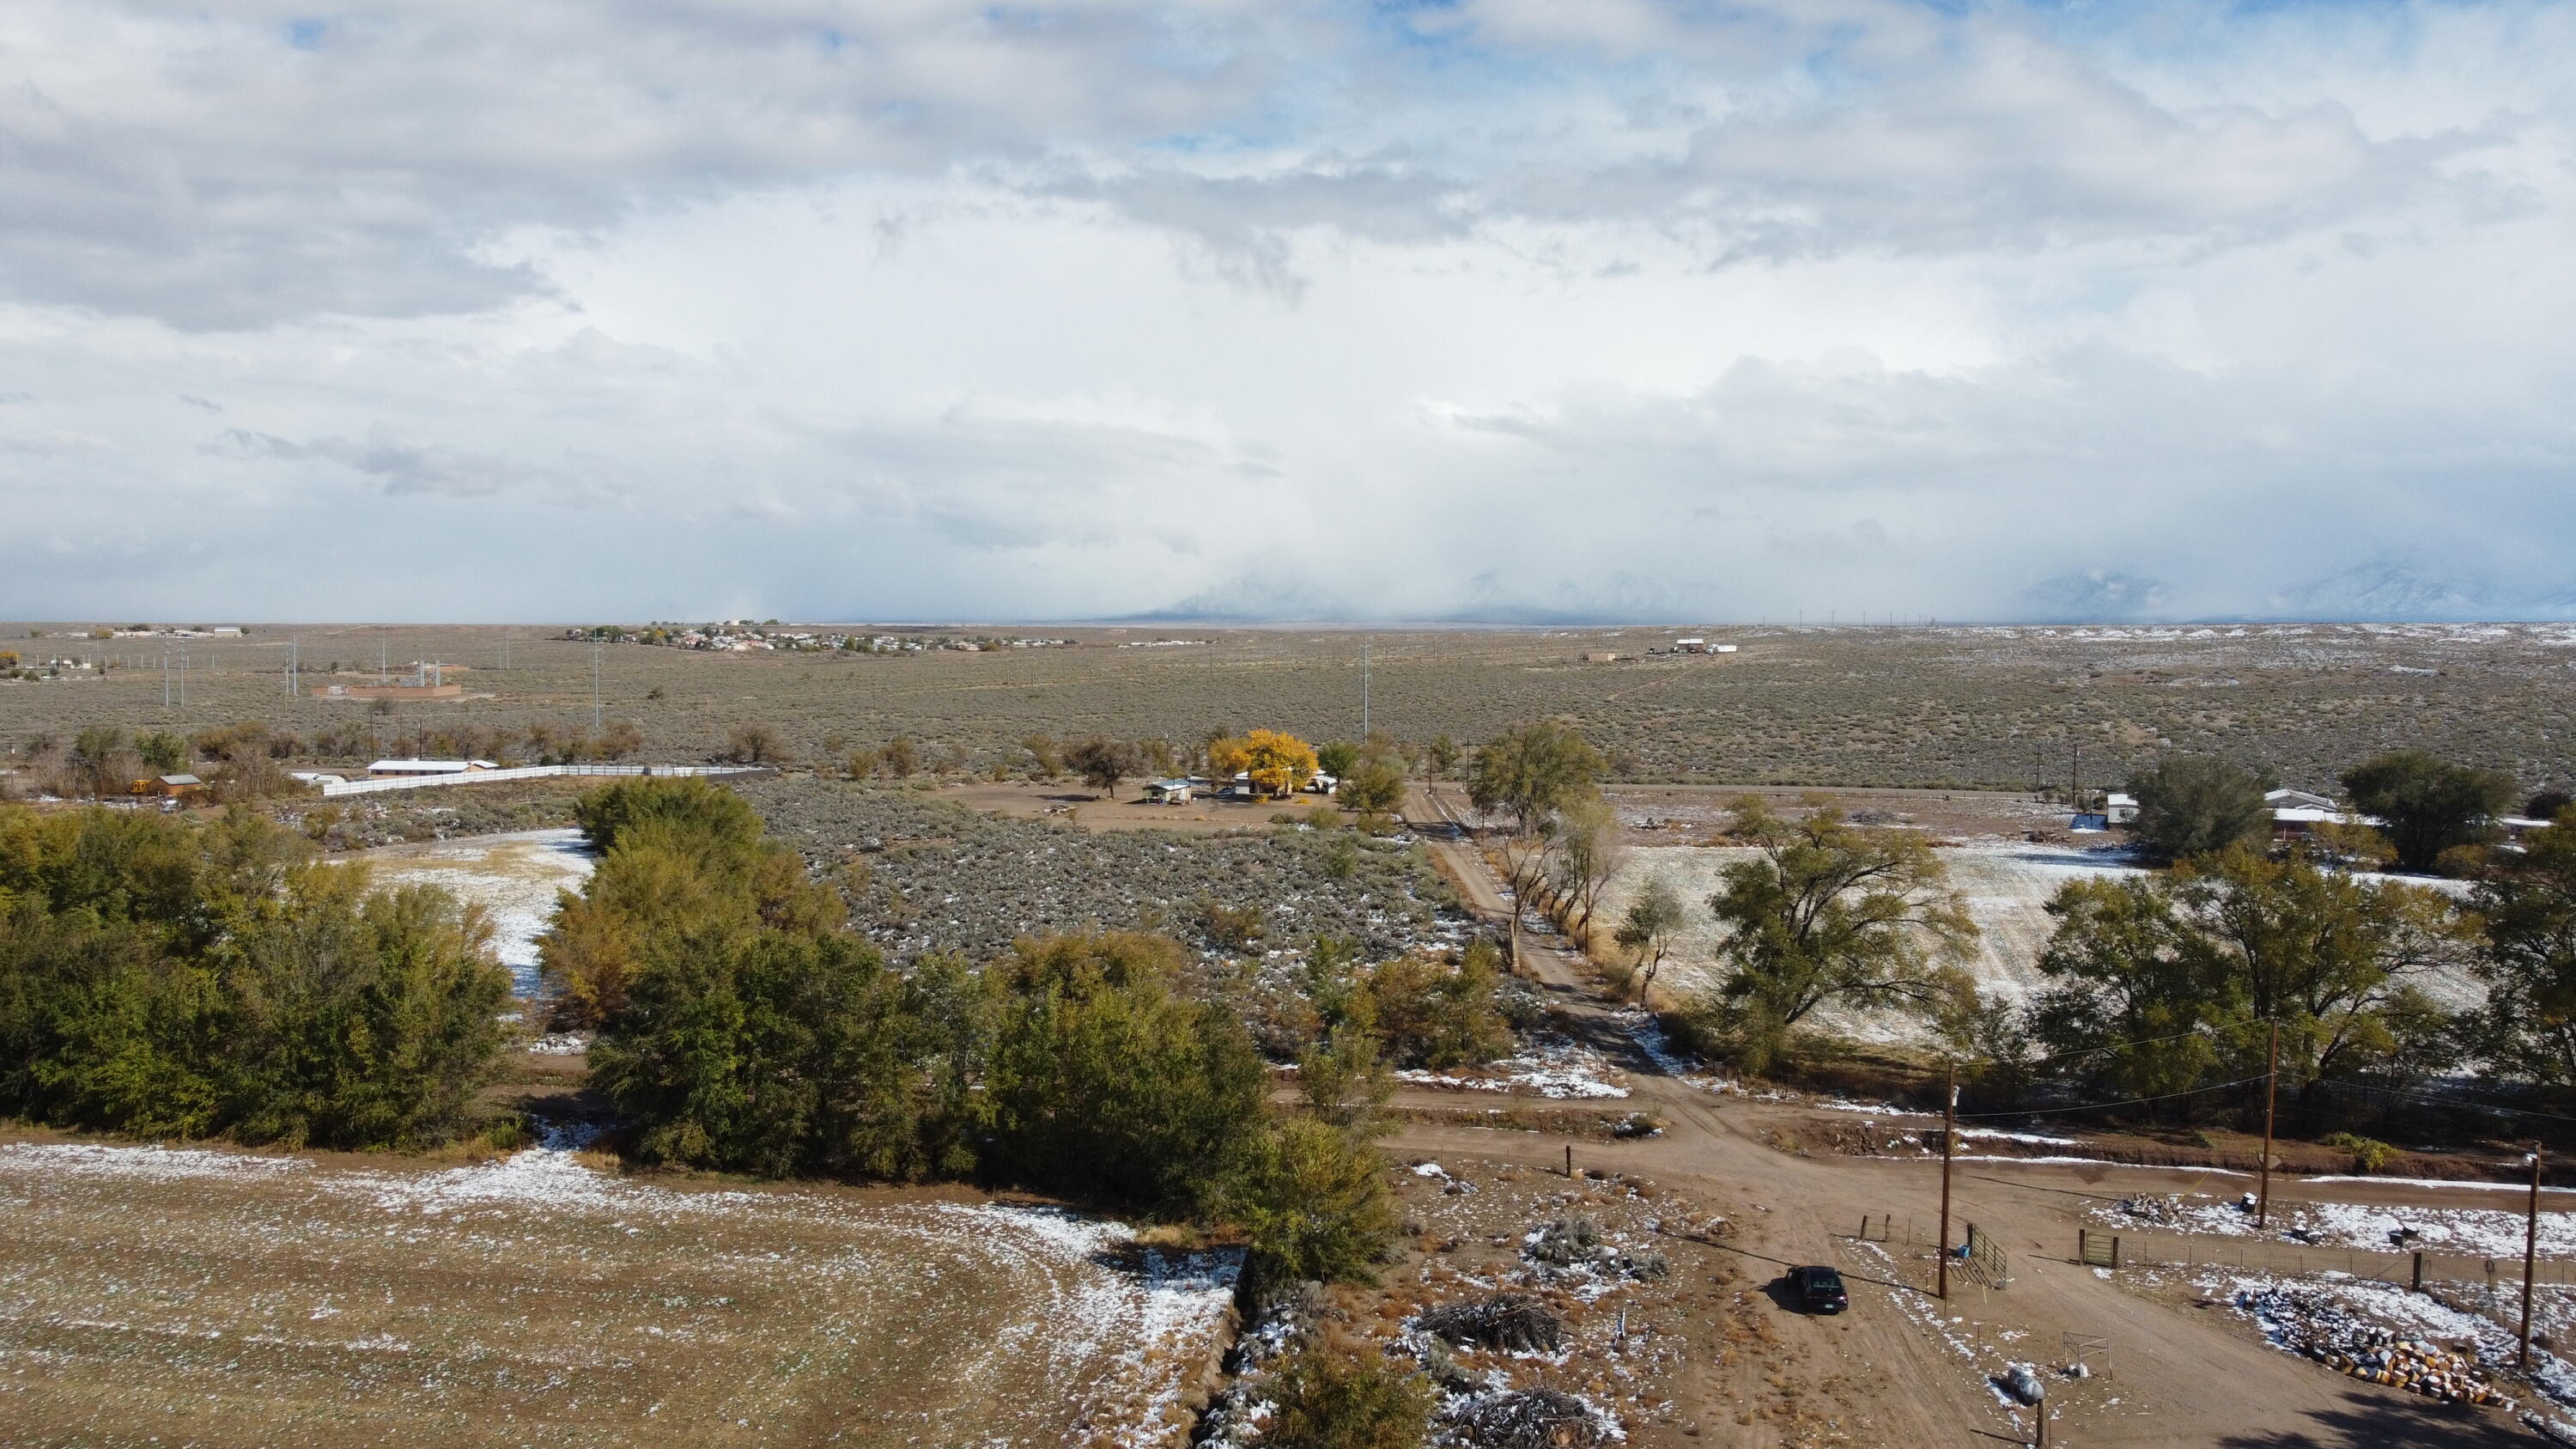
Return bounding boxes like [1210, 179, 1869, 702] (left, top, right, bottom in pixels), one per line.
[1210, 728, 1320, 798]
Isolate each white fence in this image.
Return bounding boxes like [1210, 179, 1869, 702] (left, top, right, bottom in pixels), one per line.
[318, 764, 768, 798]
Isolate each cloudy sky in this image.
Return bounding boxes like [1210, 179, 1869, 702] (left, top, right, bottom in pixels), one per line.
[3, 1, 2572, 623]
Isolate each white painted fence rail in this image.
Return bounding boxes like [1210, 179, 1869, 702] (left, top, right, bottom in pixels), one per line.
[318, 764, 768, 798]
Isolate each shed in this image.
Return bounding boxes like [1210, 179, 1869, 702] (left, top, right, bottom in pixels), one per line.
[366, 758, 498, 778]
[2105, 791, 2139, 825]
[1144, 778, 1194, 804]
[130, 774, 204, 799]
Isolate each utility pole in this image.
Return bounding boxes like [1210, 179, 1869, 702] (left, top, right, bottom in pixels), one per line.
[1939, 1065, 1958, 1300]
[1361, 637, 1370, 740]
[2070, 742, 2081, 813]
[591, 643, 603, 732]
[161, 647, 171, 709]
[2258, 1021, 2280, 1228]
[2524, 1146, 2543, 1370]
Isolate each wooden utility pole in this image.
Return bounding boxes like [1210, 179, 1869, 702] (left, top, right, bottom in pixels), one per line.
[1939, 1066, 1958, 1300]
[2524, 1146, 2544, 1370]
[2258, 1021, 2280, 1228]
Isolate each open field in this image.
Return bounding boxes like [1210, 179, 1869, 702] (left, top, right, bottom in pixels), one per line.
[4, 621, 2572, 793]
[350, 828, 597, 996]
[0, 1133, 1237, 1449]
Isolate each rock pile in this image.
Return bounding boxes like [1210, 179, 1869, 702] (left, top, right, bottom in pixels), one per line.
[2239, 1286, 2517, 1410]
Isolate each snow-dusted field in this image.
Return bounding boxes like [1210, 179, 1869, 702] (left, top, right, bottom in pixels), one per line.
[343, 828, 594, 996]
[1599, 843, 2146, 1032]
[1600, 841, 2486, 1038]
[0, 1137, 1236, 1447]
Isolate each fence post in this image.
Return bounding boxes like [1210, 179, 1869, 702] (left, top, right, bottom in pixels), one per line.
[2080, 1227, 2087, 1264]
[2412, 1251, 2423, 1294]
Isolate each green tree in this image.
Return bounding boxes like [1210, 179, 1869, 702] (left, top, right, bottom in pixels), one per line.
[1701, 798, 1977, 1070]
[1334, 751, 1407, 816]
[2467, 816, 2576, 1087]
[1234, 1117, 1400, 1289]
[574, 776, 764, 861]
[1613, 874, 1686, 1003]
[135, 731, 185, 773]
[1467, 720, 1605, 901]
[1297, 1008, 1394, 1132]
[1548, 791, 1623, 947]
[1315, 740, 1360, 781]
[2032, 845, 2469, 1116]
[1424, 734, 1460, 780]
[70, 727, 127, 798]
[2341, 750, 2517, 872]
[1066, 737, 1138, 797]
[982, 935, 1267, 1219]
[2127, 754, 2273, 863]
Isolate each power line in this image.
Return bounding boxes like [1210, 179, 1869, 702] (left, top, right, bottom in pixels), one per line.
[1955, 1075, 2272, 1120]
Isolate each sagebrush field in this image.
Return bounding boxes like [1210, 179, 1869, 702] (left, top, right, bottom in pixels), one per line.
[5, 622, 2570, 793]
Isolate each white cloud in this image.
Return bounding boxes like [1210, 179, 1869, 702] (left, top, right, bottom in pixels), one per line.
[0, 1, 2570, 620]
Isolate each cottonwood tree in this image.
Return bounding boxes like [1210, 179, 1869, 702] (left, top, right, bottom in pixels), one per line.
[2127, 754, 2272, 863]
[2341, 750, 2517, 873]
[1066, 738, 1137, 798]
[1613, 875, 1686, 1004]
[1548, 792, 1624, 947]
[1335, 745, 1408, 816]
[1211, 728, 1320, 797]
[2031, 844, 2470, 1119]
[1702, 797, 1977, 1071]
[1467, 720, 1605, 904]
[2467, 816, 2576, 1087]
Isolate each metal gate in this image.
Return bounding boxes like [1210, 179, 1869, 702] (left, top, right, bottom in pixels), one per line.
[1962, 1222, 2012, 1288]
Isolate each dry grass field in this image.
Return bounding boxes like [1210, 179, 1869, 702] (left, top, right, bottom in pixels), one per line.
[0, 1132, 1237, 1449]
[3, 621, 2571, 793]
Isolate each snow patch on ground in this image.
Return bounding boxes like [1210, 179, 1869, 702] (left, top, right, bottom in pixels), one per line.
[1398, 1036, 1629, 1099]
[349, 828, 595, 997]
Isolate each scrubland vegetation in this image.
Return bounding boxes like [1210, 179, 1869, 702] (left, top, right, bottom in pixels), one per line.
[544, 776, 1510, 1292]
[6, 622, 2568, 796]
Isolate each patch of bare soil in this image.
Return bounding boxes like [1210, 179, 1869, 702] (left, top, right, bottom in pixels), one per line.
[0, 1130, 1237, 1448]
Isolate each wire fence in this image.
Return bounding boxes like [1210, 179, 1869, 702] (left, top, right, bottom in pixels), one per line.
[2079, 1227, 2576, 1294]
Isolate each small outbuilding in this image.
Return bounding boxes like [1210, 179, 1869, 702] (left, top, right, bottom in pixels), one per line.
[366, 758, 498, 778]
[1144, 778, 1195, 804]
[130, 774, 204, 799]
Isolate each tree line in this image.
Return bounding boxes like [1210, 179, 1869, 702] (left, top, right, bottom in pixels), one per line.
[1455, 719, 2575, 1138]
[0, 806, 513, 1148]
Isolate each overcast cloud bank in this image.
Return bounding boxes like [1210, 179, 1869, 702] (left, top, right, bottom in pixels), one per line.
[2, 1, 2571, 622]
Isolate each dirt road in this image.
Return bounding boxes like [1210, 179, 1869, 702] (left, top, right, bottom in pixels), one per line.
[1399, 784, 2538, 1447]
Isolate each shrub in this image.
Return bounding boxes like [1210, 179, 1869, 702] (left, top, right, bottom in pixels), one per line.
[2321, 1131, 2396, 1174]
[1261, 1337, 1435, 1449]
[1361, 951, 1510, 1068]
[1233, 1116, 1400, 1289]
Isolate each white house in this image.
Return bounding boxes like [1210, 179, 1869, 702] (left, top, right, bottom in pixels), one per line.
[2105, 791, 2139, 825]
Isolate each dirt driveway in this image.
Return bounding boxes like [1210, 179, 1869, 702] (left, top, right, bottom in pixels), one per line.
[1398, 786, 2541, 1447]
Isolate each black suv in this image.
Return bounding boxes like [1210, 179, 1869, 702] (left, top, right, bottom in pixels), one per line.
[1794, 1265, 1849, 1314]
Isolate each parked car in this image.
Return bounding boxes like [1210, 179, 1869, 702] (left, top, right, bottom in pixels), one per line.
[1794, 1264, 1849, 1314]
